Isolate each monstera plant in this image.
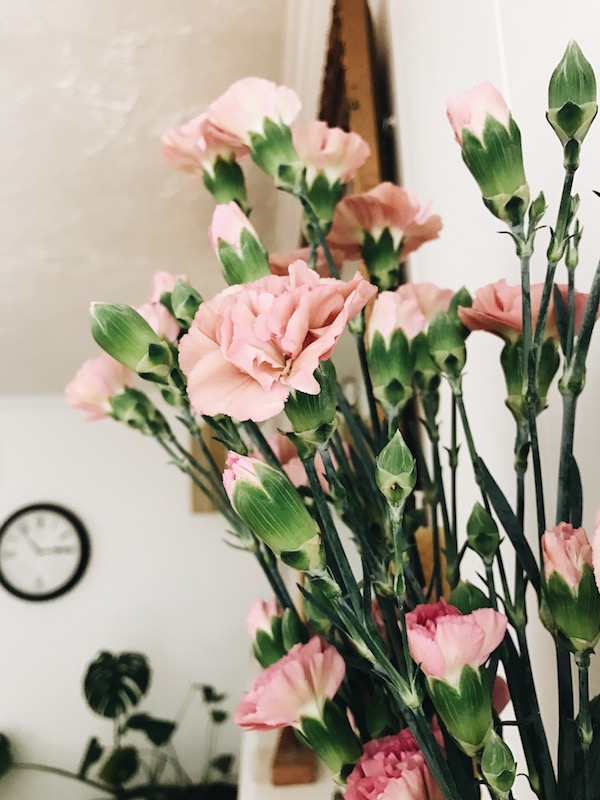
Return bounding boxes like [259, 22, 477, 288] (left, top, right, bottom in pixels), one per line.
[0, 651, 236, 799]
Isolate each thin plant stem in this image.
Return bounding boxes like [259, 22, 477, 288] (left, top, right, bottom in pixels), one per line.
[556, 392, 578, 524]
[241, 421, 280, 469]
[255, 544, 296, 612]
[354, 324, 382, 444]
[576, 651, 592, 800]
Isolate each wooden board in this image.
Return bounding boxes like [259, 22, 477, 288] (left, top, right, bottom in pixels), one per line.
[190, 428, 227, 513]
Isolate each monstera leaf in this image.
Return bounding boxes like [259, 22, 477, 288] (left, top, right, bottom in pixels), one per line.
[125, 713, 176, 746]
[98, 745, 139, 786]
[84, 651, 150, 719]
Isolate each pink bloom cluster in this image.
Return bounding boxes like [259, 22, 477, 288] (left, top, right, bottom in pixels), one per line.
[446, 81, 511, 145]
[292, 120, 370, 186]
[543, 522, 593, 589]
[345, 726, 444, 800]
[179, 260, 376, 421]
[234, 636, 345, 731]
[65, 353, 132, 421]
[367, 283, 453, 345]
[458, 279, 588, 342]
[405, 600, 507, 687]
[328, 182, 442, 260]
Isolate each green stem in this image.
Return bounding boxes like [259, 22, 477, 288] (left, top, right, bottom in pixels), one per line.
[241, 421, 280, 469]
[354, 325, 382, 444]
[450, 394, 459, 546]
[576, 651, 592, 800]
[303, 454, 361, 612]
[296, 192, 340, 279]
[566, 268, 576, 362]
[451, 380, 491, 514]
[556, 392, 577, 524]
[255, 543, 296, 612]
[556, 644, 575, 794]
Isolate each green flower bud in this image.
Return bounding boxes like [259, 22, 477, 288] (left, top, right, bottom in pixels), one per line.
[529, 191, 547, 227]
[448, 286, 473, 337]
[411, 332, 441, 394]
[90, 303, 161, 372]
[110, 388, 172, 438]
[285, 361, 338, 449]
[224, 453, 325, 571]
[501, 338, 559, 423]
[545, 564, 600, 653]
[427, 312, 466, 377]
[376, 430, 417, 508]
[481, 730, 517, 798]
[216, 227, 271, 286]
[467, 502, 500, 564]
[361, 229, 401, 291]
[449, 581, 491, 614]
[547, 41, 597, 148]
[170, 280, 202, 331]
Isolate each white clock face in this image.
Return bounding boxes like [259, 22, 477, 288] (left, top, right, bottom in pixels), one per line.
[0, 505, 89, 600]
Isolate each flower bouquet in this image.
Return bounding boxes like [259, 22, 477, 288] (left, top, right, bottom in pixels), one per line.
[67, 42, 600, 800]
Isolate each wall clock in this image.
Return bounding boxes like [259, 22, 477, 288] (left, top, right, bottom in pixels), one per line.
[0, 503, 91, 601]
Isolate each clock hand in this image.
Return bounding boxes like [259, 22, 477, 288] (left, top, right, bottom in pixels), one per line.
[23, 530, 42, 554]
[39, 545, 76, 555]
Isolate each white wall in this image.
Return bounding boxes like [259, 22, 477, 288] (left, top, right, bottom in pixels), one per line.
[381, 2, 600, 796]
[0, 396, 272, 798]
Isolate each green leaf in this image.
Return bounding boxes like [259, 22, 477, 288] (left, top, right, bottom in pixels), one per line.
[0, 734, 12, 777]
[211, 753, 234, 775]
[78, 736, 103, 778]
[200, 685, 226, 705]
[84, 651, 151, 719]
[479, 459, 540, 594]
[125, 713, 176, 746]
[568, 454, 583, 527]
[98, 746, 139, 786]
[211, 709, 229, 724]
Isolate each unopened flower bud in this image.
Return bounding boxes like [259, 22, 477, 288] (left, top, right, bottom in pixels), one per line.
[449, 581, 491, 614]
[90, 303, 162, 372]
[427, 312, 466, 377]
[209, 202, 270, 285]
[448, 287, 473, 336]
[411, 332, 441, 394]
[110, 388, 171, 437]
[170, 280, 202, 331]
[481, 730, 516, 797]
[203, 156, 248, 212]
[467, 502, 500, 564]
[547, 41, 597, 152]
[223, 452, 325, 571]
[376, 431, 417, 508]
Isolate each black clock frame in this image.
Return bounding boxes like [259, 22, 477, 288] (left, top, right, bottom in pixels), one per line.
[0, 503, 91, 602]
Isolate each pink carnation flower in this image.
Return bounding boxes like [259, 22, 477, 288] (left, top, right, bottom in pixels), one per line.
[345, 726, 444, 800]
[160, 112, 249, 174]
[405, 600, 507, 687]
[246, 597, 282, 639]
[492, 676, 511, 716]
[458, 279, 589, 342]
[234, 636, 345, 731]
[291, 120, 370, 186]
[178, 260, 376, 421]
[251, 432, 330, 491]
[207, 77, 301, 146]
[328, 182, 442, 260]
[446, 81, 511, 146]
[542, 522, 593, 590]
[367, 283, 453, 345]
[268, 246, 345, 279]
[65, 353, 133, 421]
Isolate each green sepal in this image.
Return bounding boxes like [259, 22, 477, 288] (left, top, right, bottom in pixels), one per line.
[548, 41, 597, 146]
[411, 332, 441, 394]
[368, 329, 414, 414]
[203, 157, 248, 213]
[137, 341, 177, 384]
[304, 172, 344, 229]
[361, 228, 401, 291]
[110, 388, 171, 437]
[461, 116, 527, 200]
[217, 227, 270, 286]
[90, 303, 161, 371]
[280, 534, 325, 571]
[285, 361, 338, 445]
[249, 118, 299, 184]
[281, 607, 308, 649]
[298, 700, 362, 780]
[448, 286, 473, 338]
[545, 564, 600, 653]
[253, 624, 286, 668]
[98, 746, 139, 787]
[428, 667, 493, 757]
